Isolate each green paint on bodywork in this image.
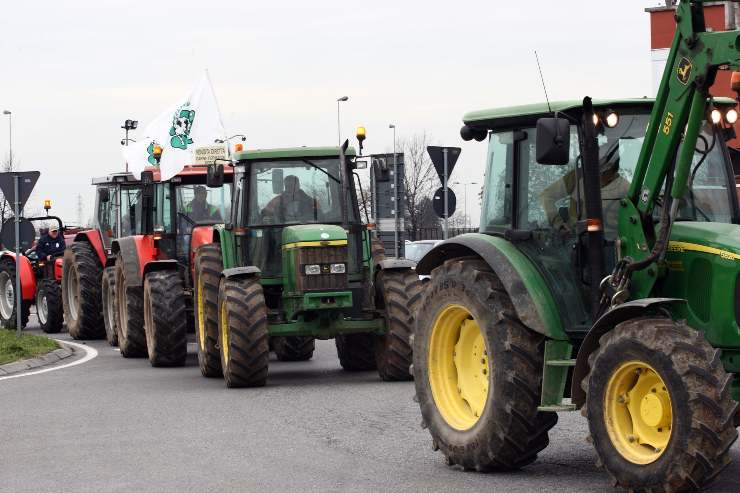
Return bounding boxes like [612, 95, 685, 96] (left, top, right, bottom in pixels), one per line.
[463, 233, 568, 340]
[269, 313, 384, 338]
[214, 225, 237, 270]
[234, 146, 356, 162]
[659, 222, 740, 349]
[282, 224, 347, 245]
[540, 340, 574, 408]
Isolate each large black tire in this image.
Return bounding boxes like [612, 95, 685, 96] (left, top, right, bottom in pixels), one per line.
[0, 261, 30, 330]
[63, 242, 105, 339]
[374, 268, 422, 381]
[336, 333, 377, 371]
[143, 270, 188, 367]
[413, 257, 557, 471]
[218, 276, 269, 388]
[115, 254, 146, 357]
[101, 266, 118, 346]
[584, 317, 738, 492]
[37, 279, 63, 334]
[272, 336, 315, 361]
[194, 244, 223, 377]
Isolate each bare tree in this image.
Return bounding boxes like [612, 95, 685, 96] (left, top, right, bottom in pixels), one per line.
[401, 132, 439, 240]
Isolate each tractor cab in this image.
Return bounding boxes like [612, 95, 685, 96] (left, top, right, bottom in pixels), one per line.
[92, 171, 143, 254]
[228, 146, 367, 321]
[140, 165, 233, 266]
[460, 97, 740, 338]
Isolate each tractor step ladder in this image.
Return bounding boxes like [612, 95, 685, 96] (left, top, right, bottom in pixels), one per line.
[538, 341, 577, 412]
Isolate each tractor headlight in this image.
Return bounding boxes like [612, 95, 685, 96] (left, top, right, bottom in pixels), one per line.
[727, 108, 739, 124]
[330, 263, 346, 274]
[711, 109, 722, 125]
[305, 264, 321, 275]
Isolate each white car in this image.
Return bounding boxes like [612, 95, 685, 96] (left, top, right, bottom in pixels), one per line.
[405, 240, 442, 281]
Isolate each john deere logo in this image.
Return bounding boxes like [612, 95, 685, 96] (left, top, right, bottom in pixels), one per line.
[677, 57, 692, 85]
[169, 104, 196, 150]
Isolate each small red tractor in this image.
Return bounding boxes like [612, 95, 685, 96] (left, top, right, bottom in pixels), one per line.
[62, 172, 141, 344]
[105, 164, 233, 366]
[0, 213, 67, 333]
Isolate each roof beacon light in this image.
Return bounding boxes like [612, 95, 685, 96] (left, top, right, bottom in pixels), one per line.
[605, 110, 619, 128]
[234, 143, 244, 152]
[711, 109, 722, 125]
[153, 144, 163, 157]
[726, 108, 738, 125]
[43, 199, 51, 211]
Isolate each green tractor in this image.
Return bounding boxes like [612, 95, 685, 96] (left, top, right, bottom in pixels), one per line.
[194, 141, 422, 387]
[412, 2, 740, 490]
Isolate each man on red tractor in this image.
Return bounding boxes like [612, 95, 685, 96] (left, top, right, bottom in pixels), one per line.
[36, 226, 66, 261]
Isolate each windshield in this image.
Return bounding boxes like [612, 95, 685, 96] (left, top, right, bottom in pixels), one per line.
[405, 242, 438, 262]
[175, 184, 231, 233]
[247, 158, 349, 226]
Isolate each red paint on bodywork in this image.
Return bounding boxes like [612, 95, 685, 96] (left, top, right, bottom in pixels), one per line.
[190, 226, 214, 278]
[0, 253, 36, 301]
[75, 230, 107, 266]
[132, 235, 159, 277]
[54, 258, 63, 281]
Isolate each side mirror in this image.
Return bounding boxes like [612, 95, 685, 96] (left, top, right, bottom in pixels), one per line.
[207, 163, 224, 188]
[536, 117, 570, 165]
[141, 171, 154, 199]
[272, 168, 284, 194]
[99, 188, 110, 203]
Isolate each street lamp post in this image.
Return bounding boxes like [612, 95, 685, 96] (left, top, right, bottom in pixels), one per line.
[336, 96, 348, 146]
[453, 180, 478, 229]
[389, 123, 398, 257]
[3, 110, 11, 168]
[120, 119, 138, 172]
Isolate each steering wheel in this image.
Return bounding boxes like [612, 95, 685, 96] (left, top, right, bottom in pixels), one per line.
[177, 212, 196, 226]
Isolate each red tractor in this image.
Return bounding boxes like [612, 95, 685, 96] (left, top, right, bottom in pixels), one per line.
[62, 172, 141, 344]
[106, 165, 233, 366]
[0, 214, 67, 333]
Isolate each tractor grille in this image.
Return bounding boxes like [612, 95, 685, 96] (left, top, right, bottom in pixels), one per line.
[296, 245, 348, 292]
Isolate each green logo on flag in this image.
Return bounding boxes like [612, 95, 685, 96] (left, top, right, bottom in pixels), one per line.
[169, 105, 196, 150]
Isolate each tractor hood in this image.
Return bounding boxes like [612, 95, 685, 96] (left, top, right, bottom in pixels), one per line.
[669, 222, 740, 260]
[282, 224, 347, 248]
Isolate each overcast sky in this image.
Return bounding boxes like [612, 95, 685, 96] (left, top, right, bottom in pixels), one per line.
[0, 0, 660, 225]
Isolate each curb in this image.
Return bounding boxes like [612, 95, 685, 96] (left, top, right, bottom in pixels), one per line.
[0, 342, 75, 376]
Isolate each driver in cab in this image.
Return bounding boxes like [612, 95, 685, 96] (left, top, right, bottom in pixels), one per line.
[263, 175, 318, 223]
[184, 186, 221, 222]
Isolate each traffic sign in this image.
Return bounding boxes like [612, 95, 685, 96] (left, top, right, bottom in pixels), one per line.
[427, 146, 461, 185]
[0, 171, 40, 210]
[0, 218, 35, 251]
[432, 187, 456, 218]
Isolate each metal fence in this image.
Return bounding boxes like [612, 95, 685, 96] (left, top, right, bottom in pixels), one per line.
[406, 227, 478, 241]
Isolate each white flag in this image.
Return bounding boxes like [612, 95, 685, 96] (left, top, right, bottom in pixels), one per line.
[123, 71, 226, 180]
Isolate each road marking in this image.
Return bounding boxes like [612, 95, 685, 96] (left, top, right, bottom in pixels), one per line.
[0, 339, 98, 382]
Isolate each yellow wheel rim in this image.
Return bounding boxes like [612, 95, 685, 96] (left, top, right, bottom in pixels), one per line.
[428, 304, 489, 431]
[604, 361, 672, 464]
[196, 276, 206, 351]
[220, 297, 230, 363]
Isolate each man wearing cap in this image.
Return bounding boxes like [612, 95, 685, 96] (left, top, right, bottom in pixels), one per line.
[184, 185, 221, 222]
[36, 225, 66, 261]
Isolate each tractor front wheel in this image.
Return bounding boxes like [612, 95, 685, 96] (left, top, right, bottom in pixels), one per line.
[413, 257, 557, 471]
[101, 267, 118, 346]
[114, 255, 146, 357]
[374, 268, 422, 381]
[272, 336, 315, 361]
[194, 244, 223, 377]
[217, 276, 269, 388]
[143, 270, 187, 367]
[37, 279, 63, 334]
[0, 261, 30, 330]
[584, 317, 738, 492]
[62, 242, 104, 339]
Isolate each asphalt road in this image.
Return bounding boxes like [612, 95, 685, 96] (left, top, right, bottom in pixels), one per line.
[2, 320, 740, 493]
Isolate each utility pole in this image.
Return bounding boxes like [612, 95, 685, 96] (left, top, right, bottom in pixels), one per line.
[389, 123, 398, 257]
[2, 110, 11, 169]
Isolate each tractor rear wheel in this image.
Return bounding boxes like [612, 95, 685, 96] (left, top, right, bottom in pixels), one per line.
[37, 279, 63, 334]
[101, 266, 118, 346]
[63, 242, 104, 339]
[194, 244, 223, 377]
[413, 257, 557, 471]
[0, 261, 30, 329]
[218, 276, 269, 388]
[114, 255, 146, 357]
[143, 270, 187, 367]
[336, 333, 376, 371]
[584, 317, 738, 492]
[272, 336, 315, 361]
[374, 268, 422, 381]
